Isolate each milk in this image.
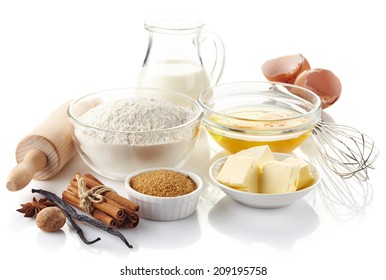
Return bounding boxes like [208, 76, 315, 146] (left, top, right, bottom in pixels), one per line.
[137, 60, 211, 100]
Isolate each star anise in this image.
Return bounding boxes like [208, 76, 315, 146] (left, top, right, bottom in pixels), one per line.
[16, 197, 56, 218]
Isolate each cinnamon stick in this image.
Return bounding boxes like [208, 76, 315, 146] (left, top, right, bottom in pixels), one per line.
[124, 212, 139, 228]
[63, 188, 139, 229]
[67, 183, 131, 215]
[67, 182, 139, 228]
[67, 173, 139, 229]
[65, 183, 126, 221]
[62, 190, 118, 228]
[84, 173, 139, 212]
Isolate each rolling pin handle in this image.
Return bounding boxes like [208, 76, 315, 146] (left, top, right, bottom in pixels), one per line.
[6, 149, 48, 191]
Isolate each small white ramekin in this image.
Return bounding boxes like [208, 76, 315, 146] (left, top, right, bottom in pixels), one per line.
[125, 168, 203, 221]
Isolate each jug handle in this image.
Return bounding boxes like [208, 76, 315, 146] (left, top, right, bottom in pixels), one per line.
[200, 31, 225, 86]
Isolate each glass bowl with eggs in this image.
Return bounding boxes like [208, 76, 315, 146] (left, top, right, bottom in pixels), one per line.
[68, 88, 203, 181]
[198, 81, 322, 154]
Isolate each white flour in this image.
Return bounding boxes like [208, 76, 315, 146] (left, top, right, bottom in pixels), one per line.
[78, 97, 196, 145]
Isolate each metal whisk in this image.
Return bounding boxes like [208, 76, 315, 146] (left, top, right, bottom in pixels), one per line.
[269, 83, 378, 180]
[311, 120, 379, 181]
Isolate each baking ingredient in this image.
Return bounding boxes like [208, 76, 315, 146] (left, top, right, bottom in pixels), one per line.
[216, 146, 315, 194]
[261, 53, 311, 83]
[137, 60, 211, 100]
[63, 188, 119, 228]
[261, 54, 342, 109]
[216, 156, 259, 192]
[75, 96, 199, 180]
[235, 145, 274, 171]
[62, 173, 139, 228]
[83, 173, 139, 211]
[217, 146, 274, 193]
[211, 106, 308, 130]
[283, 157, 315, 190]
[32, 188, 133, 248]
[78, 97, 195, 145]
[208, 106, 312, 153]
[260, 161, 300, 194]
[207, 130, 311, 154]
[294, 68, 342, 109]
[130, 169, 197, 197]
[16, 197, 56, 218]
[36, 207, 66, 232]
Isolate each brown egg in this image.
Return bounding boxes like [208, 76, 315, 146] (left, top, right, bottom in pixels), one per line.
[294, 68, 342, 109]
[261, 53, 311, 83]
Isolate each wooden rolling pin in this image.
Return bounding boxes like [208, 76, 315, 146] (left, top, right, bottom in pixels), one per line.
[7, 100, 76, 191]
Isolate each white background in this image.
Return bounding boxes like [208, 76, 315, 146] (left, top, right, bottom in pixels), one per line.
[1, 0, 385, 279]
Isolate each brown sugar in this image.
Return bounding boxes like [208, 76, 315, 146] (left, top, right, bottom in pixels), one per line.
[130, 170, 197, 197]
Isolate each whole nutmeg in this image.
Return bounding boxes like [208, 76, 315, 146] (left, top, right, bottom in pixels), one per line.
[36, 207, 66, 232]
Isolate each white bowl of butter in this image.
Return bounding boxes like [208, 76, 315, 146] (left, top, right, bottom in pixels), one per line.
[209, 150, 321, 209]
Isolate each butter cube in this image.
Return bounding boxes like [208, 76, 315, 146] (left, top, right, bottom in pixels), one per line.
[283, 157, 315, 190]
[235, 145, 274, 170]
[260, 161, 300, 194]
[216, 155, 259, 193]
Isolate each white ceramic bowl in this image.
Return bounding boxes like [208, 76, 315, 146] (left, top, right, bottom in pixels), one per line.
[209, 153, 321, 208]
[125, 168, 203, 221]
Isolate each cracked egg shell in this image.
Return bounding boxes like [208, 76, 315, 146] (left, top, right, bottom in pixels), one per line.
[261, 53, 311, 84]
[294, 68, 342, 109]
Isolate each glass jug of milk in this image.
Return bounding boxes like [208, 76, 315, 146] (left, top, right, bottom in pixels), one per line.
[137, 13, 225, 100]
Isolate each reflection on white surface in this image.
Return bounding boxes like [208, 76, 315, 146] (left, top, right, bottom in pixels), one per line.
[208, 196, 319, 250]
[300, 136, 375, 226]
[130, 212, 201, 250]
[316, 159, 374, 226]
[36, 229, 66, 251]
[7, 209, 36, 233]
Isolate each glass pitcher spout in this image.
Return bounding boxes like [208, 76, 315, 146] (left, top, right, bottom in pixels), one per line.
[137, 13, 225, 100]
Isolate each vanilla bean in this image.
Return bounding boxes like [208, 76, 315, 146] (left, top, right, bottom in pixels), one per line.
[32, 189, 133, 248]
[66, 213, 101, 245]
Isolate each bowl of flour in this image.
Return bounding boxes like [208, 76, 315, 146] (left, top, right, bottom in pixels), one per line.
[68, 88, 203, 181]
